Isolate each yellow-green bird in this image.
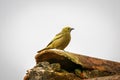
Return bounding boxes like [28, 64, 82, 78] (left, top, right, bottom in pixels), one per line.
[38, 26, 74, 53]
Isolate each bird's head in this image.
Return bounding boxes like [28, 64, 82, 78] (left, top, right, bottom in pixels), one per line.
[62, 26, 74, 32]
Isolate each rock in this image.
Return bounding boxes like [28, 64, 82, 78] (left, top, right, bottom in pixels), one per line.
[24, 49, 120, 80]
[24, 61, 81, 80]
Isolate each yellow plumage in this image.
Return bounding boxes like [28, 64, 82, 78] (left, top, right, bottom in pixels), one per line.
[37, 26, 74, 53]
[46, 26, 74, 50]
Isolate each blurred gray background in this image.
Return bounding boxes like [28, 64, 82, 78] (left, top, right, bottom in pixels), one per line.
[0, 0, 120, 80]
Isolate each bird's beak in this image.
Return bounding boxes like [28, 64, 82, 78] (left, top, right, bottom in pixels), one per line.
[71, 28, 74, 31]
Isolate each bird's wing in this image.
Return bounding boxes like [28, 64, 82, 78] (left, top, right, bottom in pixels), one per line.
[47, 32, 63, 47]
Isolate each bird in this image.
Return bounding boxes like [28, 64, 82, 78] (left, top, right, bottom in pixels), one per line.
[37, 26, 74, 53]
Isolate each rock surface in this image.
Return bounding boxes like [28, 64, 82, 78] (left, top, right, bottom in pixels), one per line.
[24, 49, 120, 80]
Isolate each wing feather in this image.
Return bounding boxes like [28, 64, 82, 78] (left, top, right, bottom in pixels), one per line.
[46, 32, 63, 47]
